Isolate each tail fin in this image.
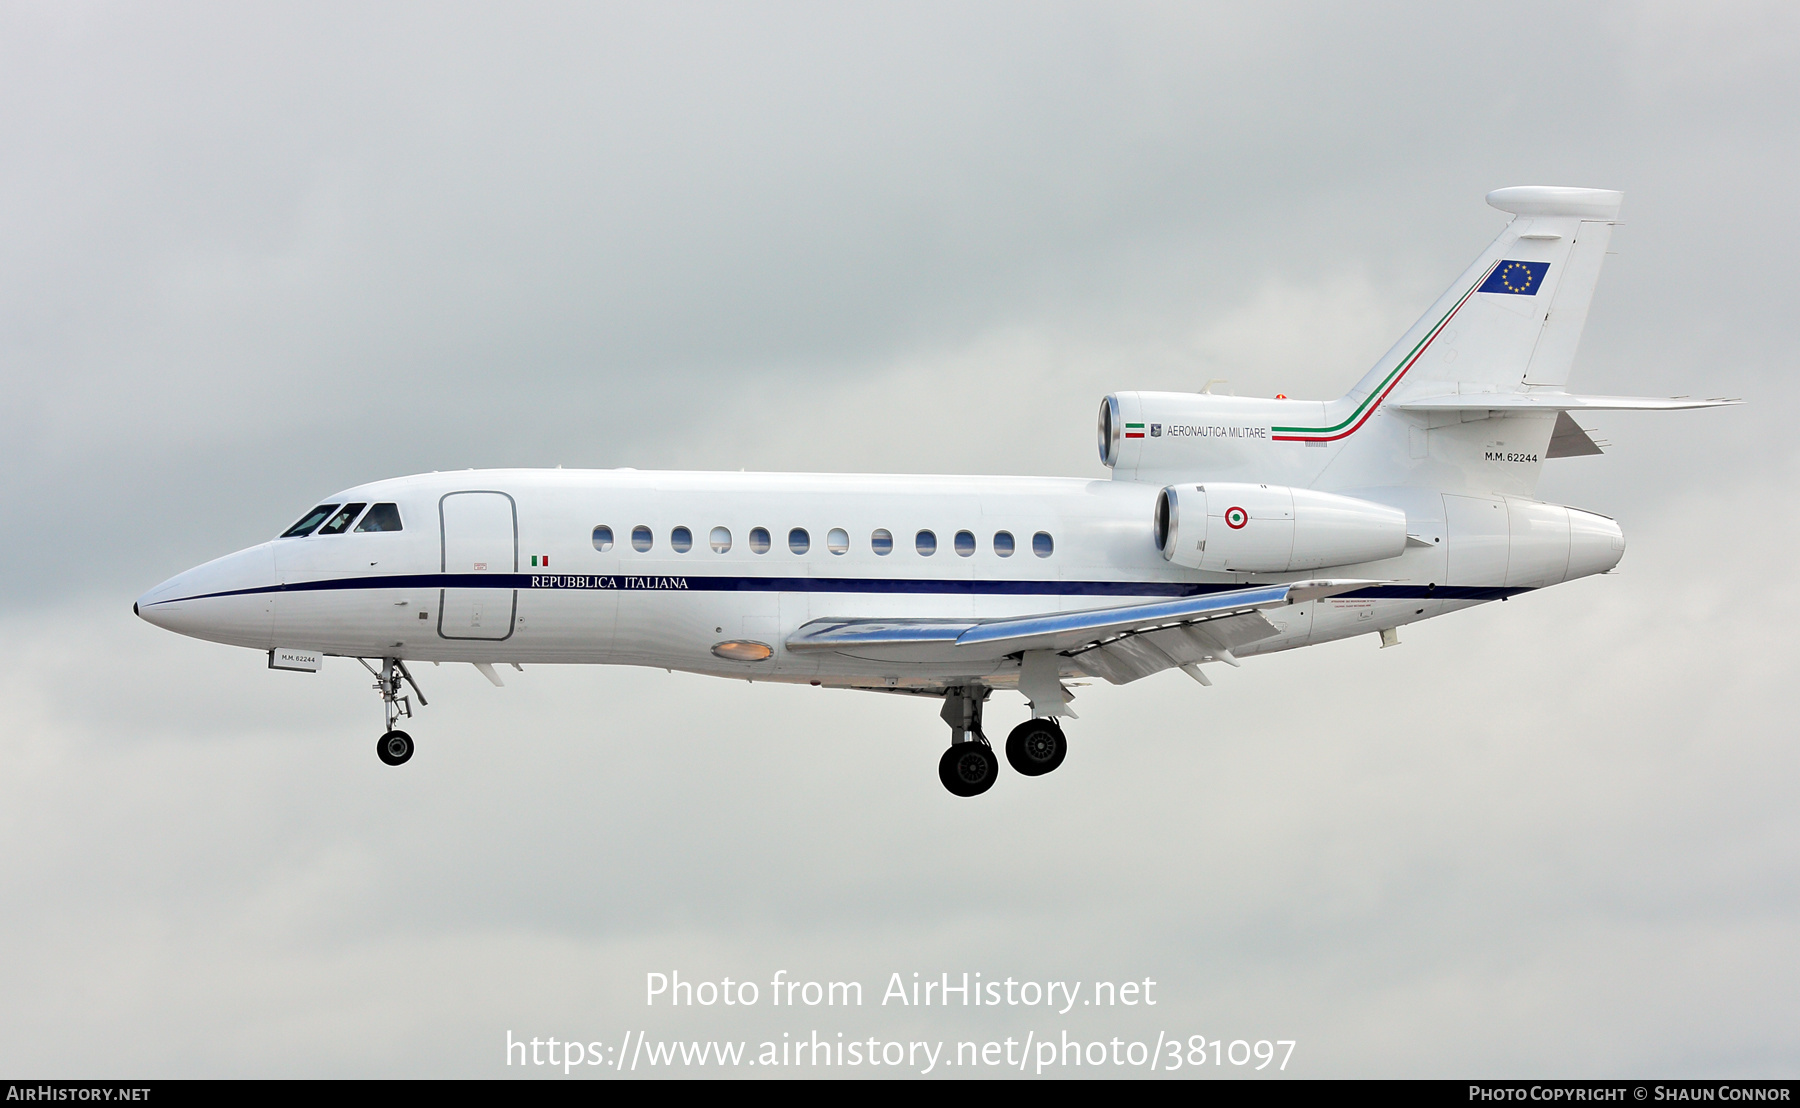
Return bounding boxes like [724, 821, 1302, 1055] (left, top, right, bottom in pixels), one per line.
[1105, 187, 1733, 497]
[1358, 185, 1621, 400]
[1318, 186, 1623, 496]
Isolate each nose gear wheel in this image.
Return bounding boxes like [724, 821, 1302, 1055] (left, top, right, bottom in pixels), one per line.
[377, 729, 414, 766]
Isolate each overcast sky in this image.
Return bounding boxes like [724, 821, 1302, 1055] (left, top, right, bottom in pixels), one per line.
[2, 0, 1796, 1078]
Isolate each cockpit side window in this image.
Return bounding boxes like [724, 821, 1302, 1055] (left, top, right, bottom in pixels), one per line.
[281, 505, 340, 538]
[354, 503, 403, 533]
[316, 503, 368, 535]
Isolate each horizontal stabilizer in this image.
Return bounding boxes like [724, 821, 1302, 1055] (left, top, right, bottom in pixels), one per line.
[1393, 392, 1739, 413]
[787, 579, 1379, 664]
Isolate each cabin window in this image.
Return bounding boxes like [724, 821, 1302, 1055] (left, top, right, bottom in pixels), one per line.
[355, 503, 403, 533]
[316, 503, 367, 535]
[592, 525, 614, 552]
[871, 529, 893, 555]
[281, 505, 339, 538]
[993, 530, 1014, 557]
[954, 530, 975, 557]
[1033, 531, 1054, 558]
[749, 527, 771, 554]
[916, 530, 936, 556]
[671, 526, 693, 553]
[827, 528, 849, 555]
[632, 525, 653, 552]
[710, 527, 732, 553]
[789, 528, 810, 555]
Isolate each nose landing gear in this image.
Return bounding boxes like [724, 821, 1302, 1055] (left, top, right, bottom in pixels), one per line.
[358, 657, 427, 767]
[377, 729, 414, 766]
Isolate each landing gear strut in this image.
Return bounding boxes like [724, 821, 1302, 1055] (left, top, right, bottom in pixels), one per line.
[938, 685, 998, 797]
[359, 657, 427, 767]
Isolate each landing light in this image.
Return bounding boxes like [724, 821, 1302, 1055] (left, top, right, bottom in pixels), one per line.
[711, 640, 774, 662]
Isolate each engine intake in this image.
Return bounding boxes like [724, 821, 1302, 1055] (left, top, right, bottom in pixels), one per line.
[1155, 483, 1407, 573]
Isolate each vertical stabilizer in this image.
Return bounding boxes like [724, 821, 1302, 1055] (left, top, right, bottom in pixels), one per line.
[1105, 188, 1674, 500]
[1312, 186, 1623, 496]
[1343, 186, 1621, 405]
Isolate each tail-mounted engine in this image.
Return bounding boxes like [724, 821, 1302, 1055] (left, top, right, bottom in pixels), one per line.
[1154, 482, 1407, 573]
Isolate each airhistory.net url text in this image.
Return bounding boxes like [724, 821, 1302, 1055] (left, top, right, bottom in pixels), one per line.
[507, 1029, 1295, 1075]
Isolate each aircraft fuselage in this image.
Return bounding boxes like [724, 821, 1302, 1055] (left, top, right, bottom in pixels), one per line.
[136, 467, 1621, 692]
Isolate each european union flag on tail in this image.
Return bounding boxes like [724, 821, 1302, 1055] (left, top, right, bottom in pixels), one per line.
[1478, 259, 1550, 295]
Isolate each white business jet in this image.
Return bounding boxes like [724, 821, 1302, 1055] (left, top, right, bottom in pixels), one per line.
[137, 186, 1733, 796]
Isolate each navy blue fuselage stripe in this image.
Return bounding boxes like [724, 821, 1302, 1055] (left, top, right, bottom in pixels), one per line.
[147, 572, 1532, 605]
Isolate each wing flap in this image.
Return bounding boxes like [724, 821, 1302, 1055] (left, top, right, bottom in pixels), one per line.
[1072, 633, 1181, 684]
[1067, 612, 1285, 685]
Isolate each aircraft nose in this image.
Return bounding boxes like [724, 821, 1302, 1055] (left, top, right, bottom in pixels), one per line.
[136, 544, 278, 646]
[136, 579, 171, 628]
[135, 572, 194, 632]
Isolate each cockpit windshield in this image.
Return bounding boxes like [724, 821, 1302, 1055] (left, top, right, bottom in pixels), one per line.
[354, 503, 403, 532]
[316, 503, 368, 535]
[280, 505, 340, 538]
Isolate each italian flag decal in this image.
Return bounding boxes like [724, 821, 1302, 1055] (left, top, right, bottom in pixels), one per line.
[530, 555, 549, 567]
[1125, 423, 1146, 439]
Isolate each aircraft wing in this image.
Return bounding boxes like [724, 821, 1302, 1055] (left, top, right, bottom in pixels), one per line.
[786, 579, 1377, 683]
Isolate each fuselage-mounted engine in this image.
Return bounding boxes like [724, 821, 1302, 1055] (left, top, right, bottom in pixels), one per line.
[1153, 482, 1408, 573]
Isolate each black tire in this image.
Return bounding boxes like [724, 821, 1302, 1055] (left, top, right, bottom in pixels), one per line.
[938, 743, 999, 797]
[1005, 718, 1067, 777]
[377, 729, 414, 766]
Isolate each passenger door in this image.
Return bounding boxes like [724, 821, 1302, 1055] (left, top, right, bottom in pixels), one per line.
[439, 491, 517, 641]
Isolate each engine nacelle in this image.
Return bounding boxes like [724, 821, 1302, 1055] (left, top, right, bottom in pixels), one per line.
[1154, 482, 1408, 573]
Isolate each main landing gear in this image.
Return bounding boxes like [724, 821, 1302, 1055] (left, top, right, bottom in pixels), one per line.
[938, 685, 996, 797]
[1004, 717, 1068, 777]
[936, 686, 1069, 797]
[359, 657, 427, 767]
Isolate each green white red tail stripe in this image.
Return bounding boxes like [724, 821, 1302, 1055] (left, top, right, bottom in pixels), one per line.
[1271, 261, 1498, 443]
